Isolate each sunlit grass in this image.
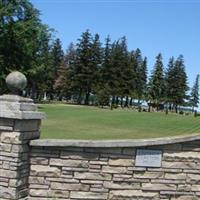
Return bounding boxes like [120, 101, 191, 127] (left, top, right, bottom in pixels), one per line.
[39, 104, 200, 140]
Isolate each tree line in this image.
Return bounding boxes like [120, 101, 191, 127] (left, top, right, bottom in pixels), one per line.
[0, 0, 199, 113]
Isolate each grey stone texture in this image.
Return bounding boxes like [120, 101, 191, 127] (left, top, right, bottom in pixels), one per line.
[29, 138, 200, 200]
[0, 94, 44, 199]
[6, 71, 27, 94]
[30, 133, 200, 147]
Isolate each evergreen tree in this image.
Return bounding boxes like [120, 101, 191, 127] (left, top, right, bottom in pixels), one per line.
[0, 0, 40, 93]
[97, 36, 112, 107]
[30, 25, 53, 100]
[148, 53, 165, 110]
[50, 38, 64, 99]
[61, 43, 76, 100]
[109, 37, 131, 108]
[0, 0, 53, 98]
[72, 30, 97, 105]
[131, 49, 147, 104]
[91, 34, 103, 98]
[173, 55, 189, 112]
[165, 57, 175, 108]
[190, 74, 199, 111]
[51, 38, 64, 77]
[141, 57, 148, 100]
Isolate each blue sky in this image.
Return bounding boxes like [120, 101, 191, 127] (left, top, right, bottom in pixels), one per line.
[31, 0, 199, 88]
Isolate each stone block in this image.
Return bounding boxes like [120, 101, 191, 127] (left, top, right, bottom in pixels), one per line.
[90, 160, 108, 165]
[62, 166, 89, 172]
[29, 189, 49, 197]
[50, 158, 89, 168]
[29, 184, 49, 189]
[142, 183, 177, 191]
[109, 158, 133, 166]
[0, 126, 13, 131]
[134, 171, 164, 179]
[151, 179, 185, 184]
[60, 151, 99, 160]
[0, 169, 18, 178]
[191, 185, 200, 192]
[50, 190, 70, 198]
[46, 177, 79, 183]
[9, 177, 28, 187]
[165, 173, 187, 180]
[89, 164, 101, 169]
[164, 151, 200, 160]
[29, 177, 45, 184]
[103, 181, 140, 189]
[187, 173, 200, 181]
[162, 161, 198, 169]
[109, 190, 159, 199]
[80, 180, 103, 184]
[0, 119, 14, 131]
[70, 191, 108, 199]
[51, 182, 89, 191]
[171, 196, 198, 200]
[102, 166, 128, 174]
[11, 144, 29, 153]
[0, 119, 14, 127]
[0, 143, 12, 152]
[177, 184, 192, 191]
[0, 132, 23, 144]
[74, 172, 112, 180]
[0, 186, 16, 199]
[90, 187, 109, 193]
[30, 157, 49, 165]
[14, 120, 40, 132]
[122, 148, 136, 155]
[30, 165, 60, 177]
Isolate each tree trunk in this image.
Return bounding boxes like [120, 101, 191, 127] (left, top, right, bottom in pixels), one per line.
[110, 95, 115, 110]
[49, 93, 54, 101]
[121, 96, 124, 108]
[31, 83, 36, 100]
[116, 96, 119, 106]
[130, 98, 133, 107]
[85, 90, 90, 105]
[148, 102, 151, 112]
[77, 89, 82, 105]
[124, 96, 129, 108]
[175, 104, 178, 113]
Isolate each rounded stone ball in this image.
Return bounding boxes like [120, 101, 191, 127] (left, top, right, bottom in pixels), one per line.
[6, 71, 27, 93]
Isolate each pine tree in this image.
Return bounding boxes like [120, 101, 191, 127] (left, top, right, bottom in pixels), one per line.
[91, 34, 103, 98]
[53, 43, 76, 101]
[72, 30, 100, 105]
[148, 53, 165, 110]
[97, 36, 112, 107]
[131, 49, 147, 104]
[190, 74, 200, 112]
[109, 37, 132, 108]
[141, 57, 148, 100]
[51, 38, 64, 77]
[173, 55, 189, 112]
[0, 0, 53, 98]
[50, 38, 64, 99]
[165, 57, 175, 109]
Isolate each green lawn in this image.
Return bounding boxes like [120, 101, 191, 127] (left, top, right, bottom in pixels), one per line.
[39, 104, 200, 140]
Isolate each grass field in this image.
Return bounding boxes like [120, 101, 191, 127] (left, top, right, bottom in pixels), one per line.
[39, 104, 200, 140]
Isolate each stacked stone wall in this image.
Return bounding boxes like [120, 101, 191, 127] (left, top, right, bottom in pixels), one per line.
[28, 139, 200, 200]
[0, 119, 40, 199]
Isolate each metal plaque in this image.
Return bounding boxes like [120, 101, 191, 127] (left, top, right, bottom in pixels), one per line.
[135, 149, 162, 167]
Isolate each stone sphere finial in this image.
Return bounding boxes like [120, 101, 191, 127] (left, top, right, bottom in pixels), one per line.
[6, 71, 27, 95]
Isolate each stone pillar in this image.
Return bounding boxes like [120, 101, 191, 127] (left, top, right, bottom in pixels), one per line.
[0, 72, 45, 199]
